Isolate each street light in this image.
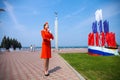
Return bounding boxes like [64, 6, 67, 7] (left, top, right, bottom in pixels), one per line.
[54, 12, 58, 50]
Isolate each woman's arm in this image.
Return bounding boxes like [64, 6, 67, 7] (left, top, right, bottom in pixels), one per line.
[48, 31, 54, 40]
[41, 30, 50, 41]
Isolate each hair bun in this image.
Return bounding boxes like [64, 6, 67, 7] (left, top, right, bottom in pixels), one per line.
[45, 22, 48, 24]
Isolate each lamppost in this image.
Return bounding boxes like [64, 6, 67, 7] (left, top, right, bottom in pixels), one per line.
[54, 12, 58, 50]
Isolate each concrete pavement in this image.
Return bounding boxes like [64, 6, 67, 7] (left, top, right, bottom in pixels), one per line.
[0, 51, 85, 80]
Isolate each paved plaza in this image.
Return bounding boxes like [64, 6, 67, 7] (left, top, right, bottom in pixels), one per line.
[0, 51, 85, 80]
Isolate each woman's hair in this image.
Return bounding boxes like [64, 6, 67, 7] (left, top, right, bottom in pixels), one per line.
[43, 24, 46, 29]
[43, 22, 48, 29]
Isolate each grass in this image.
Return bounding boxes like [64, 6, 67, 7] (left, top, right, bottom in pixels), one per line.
[60, 53, 120, 80]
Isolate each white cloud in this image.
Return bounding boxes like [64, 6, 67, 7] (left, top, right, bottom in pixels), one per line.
[63, 7, 85, 19]
[3, 1, 42, 47]
[4, 1, 18, 26]
[3, 1, 26, 32]
[102, 3, 120, 19]
[3, 1, 31, 45]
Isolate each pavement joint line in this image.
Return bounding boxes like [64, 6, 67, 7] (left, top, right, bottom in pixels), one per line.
[57, 53, 86, 80]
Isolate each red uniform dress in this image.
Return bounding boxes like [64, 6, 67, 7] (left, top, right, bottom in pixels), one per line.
[40, 30, 54, 58]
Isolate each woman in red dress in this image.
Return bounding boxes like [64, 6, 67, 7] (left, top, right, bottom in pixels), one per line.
[40, 22, 54, 76]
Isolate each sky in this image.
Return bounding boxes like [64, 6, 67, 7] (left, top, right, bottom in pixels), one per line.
[0, 0, 120, 47]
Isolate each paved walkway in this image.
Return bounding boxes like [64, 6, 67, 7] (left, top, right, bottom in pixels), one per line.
[0, 51, 85, 80]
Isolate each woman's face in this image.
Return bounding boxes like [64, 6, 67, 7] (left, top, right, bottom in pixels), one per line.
[45, 24, 49, 30]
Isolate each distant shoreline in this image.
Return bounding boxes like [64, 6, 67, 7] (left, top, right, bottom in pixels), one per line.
[0, 46, 120, 53]
[22, 46, 88, 48]
[0, 47, 88, 53]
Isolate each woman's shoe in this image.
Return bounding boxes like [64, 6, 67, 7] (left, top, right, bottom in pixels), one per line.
[45, 73, 49, 76]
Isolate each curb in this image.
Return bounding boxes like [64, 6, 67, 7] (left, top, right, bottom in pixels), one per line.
[57, 53, 86, 80]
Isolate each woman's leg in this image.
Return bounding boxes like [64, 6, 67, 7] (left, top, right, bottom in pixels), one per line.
[44, 58, 49, 75]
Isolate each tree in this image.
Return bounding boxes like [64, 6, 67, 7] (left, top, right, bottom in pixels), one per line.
[12, 39, 17, 50]
[0, 36, 10, 50]
[18, 42, 22, 49]
[6, 37, 10, 50]
[1, 36, 7, 48]
[0, 36, 22, 50]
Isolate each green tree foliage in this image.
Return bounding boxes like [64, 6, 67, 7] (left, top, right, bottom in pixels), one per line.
[0, 36, 22, 50]
[1, 36, 7, 49]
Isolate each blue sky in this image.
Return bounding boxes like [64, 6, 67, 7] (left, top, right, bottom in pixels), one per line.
[0, 0, 120, 47]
